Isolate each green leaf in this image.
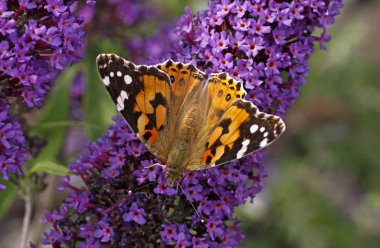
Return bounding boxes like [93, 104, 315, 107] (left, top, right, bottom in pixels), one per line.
[28, 161, 71, 176]
[0, 181, 17, 220]
[83, 40, 123, 140]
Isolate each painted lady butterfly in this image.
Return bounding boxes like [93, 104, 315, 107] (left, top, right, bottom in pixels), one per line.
[97, 54, 285, 186]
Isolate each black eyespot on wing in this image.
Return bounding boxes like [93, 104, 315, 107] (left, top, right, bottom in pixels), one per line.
[225, 93, 231, 101]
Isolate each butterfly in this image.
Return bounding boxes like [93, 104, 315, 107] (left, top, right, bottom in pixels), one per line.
[96, 54, 285, 186]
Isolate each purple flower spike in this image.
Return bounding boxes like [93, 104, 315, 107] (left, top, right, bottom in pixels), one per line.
[42, 0, 343, 246]
[0, 99, 29, 188]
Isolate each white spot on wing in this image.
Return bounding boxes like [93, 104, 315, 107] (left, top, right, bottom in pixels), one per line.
[260, 127, 265, 132]
[263, 132, 268, 137]
[117, 71, 122, 77]
[124, 74, 132, 85]
[102, 76, 110, 86]
[236, 139, 250, 159]
[259, 138, 268, 148]
[110, 72, 114, 77]
[250, 124, 258, 133]
[116, 90, 128, 111]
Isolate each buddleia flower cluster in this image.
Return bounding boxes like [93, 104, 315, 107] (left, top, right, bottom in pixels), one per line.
[173, 0, 343, 117]
[42, 0, 343, 246]
[42, 116, 253, 247]
[0, 0, 86, 190]
[0, 0, 85, 107]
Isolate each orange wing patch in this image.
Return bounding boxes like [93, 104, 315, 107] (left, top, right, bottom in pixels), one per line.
[142, 75, 156, 114]
[136, 111, 158, 143]
[133, 73, 171, 143]
[136, 75, 170, 115]
[200, 104, 249, 165]
[203, 72, 247, 131]
[155, 104, 166, 130]
[207, 72, 246, 111]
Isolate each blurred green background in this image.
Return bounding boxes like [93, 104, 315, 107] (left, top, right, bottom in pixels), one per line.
[1, 0, 380, 247]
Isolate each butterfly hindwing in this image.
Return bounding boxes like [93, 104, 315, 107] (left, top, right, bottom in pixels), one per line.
[97, 54, 171, 161]
[187, 99, 285, 170]
[188, 73, 247, 167]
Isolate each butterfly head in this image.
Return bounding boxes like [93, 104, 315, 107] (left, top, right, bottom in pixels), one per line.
[165, 168, 185, 187]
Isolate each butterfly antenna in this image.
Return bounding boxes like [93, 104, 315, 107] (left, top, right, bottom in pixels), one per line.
[133, 181, 156, 192]
[143, 162, 163, 169]
[177, 183, 202, 220]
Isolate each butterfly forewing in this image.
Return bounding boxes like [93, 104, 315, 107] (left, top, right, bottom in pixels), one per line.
[96, 54, 171, 161]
